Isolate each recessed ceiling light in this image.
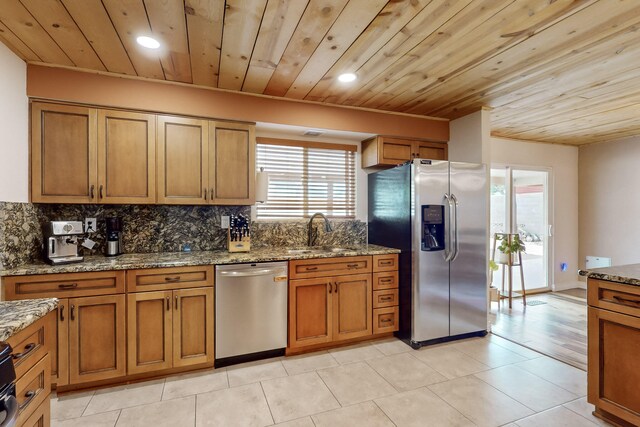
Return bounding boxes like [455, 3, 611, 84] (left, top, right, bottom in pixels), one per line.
[136, 36, 160, 49]
[338, 73, 357, 83]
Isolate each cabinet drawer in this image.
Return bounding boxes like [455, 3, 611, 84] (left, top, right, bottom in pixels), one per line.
[21, 397, 50, 427]
[3, 271, 124, 300]
[373, 271, 398, 290]
[588, 279, 640, 317]
[127, 265, 214, 292]
[16, 353, 51, 426]
[373, 254, 398, 272]
[6, 312, 54, 379]
[373, 307, 399, 334]
[373, 289, 399, 308]
[290, 256, 371, 279]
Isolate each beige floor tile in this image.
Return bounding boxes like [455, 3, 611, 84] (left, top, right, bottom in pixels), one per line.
[328, 343, 385, 364]
[563, 397, 612, 426]
[474, 365, 578, 412]
[227, 359, 288, 387]
[375, 388, 474, 427]
[163, 369, 228, 400]
[116, 396, 195, 426]
[367, 352, 447, 391]
[452, 338, 529, 367]
[311, 401, 394, 427]
[429, 376, 534, 426]
[273, 417, 315, 427]
[515, 357, 587, 396]
[514, 406, 598, 426]
[51, 390, 94, 420]
[412, 345, 490, 379]
[281, 351, 338, 375]
[317, 361, 396, 406]
[196, 383, 273, 427]
[84, 379, 165, 416]
[51, 411, 120, 427]
[488, 334, 543, 359]
[261, 372, 340, 423]
[371, 338, 413, 356]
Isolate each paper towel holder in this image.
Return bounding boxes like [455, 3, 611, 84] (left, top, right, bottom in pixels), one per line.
[256, 167, 269, 203]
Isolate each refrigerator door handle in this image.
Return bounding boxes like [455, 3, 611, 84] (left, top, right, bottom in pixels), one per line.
[450, 193, 460, 262]
[444, 193, 453, 262]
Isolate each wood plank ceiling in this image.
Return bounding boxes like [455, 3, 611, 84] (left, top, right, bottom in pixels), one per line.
[1, 0, 639, 145]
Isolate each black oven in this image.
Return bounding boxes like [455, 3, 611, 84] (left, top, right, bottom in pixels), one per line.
[0, 343, 17, 427]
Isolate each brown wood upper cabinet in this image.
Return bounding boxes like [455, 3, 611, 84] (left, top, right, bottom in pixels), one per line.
[157, 117, 256, 205]
[31, 102, 156, 204]
[361, 136, 447, 168]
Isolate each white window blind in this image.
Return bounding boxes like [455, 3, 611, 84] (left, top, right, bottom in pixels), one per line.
[256, 138, 356, 219]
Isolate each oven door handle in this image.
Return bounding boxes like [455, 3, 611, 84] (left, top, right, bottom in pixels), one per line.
[0, 395, 18, 427]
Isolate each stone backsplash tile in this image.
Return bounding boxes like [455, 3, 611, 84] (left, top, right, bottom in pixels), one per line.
[0, 202, 367, 269]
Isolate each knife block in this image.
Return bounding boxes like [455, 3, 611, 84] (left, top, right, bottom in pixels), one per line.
[227, 229, 251, 253]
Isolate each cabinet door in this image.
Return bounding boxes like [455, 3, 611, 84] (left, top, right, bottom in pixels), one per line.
[289, 278, 333, 348]
[52, 298, 69, 386]
[415, 141, 447, 160]
[588, 307, 640, 425]
[173, 288, 214, 367]
[210, 121, 255, 205]
[68, 295, 126, 384]
[31, 102, 97, 203]
[127, 291, 173, 374]
[98, 110, 156, 204]
[379, 137, 414, 165]
[157, 116, 208, 205]
[333, 274, 372, 341]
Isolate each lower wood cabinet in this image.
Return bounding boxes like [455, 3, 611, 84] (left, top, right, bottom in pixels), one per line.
[68, 295, 126, 384]
[128, 287, 214, 375]
[289, 274, 372, 349]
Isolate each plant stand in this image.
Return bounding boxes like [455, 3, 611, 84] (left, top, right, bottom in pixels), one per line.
[491, 233, 527, 309]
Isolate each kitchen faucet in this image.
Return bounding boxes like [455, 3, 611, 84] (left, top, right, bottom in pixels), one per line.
[307, 212, 333, 246]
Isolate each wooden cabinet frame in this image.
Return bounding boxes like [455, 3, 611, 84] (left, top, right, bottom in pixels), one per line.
[361, 135, 447, 168]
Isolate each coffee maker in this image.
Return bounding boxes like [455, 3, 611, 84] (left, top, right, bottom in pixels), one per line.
[44, 221, 84, 265]
[105, 217, 123, 256]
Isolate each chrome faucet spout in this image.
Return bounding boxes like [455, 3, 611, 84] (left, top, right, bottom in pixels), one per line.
[307, 213, 333, 246]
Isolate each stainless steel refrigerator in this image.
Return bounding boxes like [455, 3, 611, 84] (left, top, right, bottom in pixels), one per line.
[368, 159, 488, 347]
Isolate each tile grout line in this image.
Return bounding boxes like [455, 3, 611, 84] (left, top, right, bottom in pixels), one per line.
[258, 381, 276, 425]
[424, 382, 490, 427]
[370, 399, 398, 427]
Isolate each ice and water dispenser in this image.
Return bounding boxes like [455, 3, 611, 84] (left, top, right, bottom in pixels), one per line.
[421, 205, 445, 251]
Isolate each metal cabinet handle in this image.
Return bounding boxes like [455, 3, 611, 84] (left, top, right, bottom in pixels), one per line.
[58, 283, 78, 289]
[12, 343, 36, 360]
[59, 305, 65, 321]
[305, 266, 318, 271]
[90, 184, 95, 199]
[99, 185, 104, 199]
[164, 276, 181, 282]
[18, 390, 37, 411]
[210, 189, 214, 200]
[328, 282, 332, 294]
[380, 278, 393, 283]
[333, 282, 338, 293]
[175, 295, 179, 310]
[347, 264, 359, 268]
[380, 260, 393, 266]
[166, 296, 170, 311]
[380, 296, 393, 302]
[380, 318, 392, 324]
[204, 188, 208, 200]
[70, 304, 75, 321]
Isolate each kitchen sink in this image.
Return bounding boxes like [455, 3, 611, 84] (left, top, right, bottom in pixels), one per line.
[286, 247, 353, 255]
[286, 249, 314, 254]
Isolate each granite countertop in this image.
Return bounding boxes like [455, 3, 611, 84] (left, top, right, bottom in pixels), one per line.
[0, 244, 400, 277]
[0, 298, 58, 341]
[578, 263, 640, 286]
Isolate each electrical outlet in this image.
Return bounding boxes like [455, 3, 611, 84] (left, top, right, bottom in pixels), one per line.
[221, 215, 230, 229]
[84, 217, 97, 233]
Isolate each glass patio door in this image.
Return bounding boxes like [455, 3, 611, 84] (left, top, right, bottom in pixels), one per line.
[490, 167, 551, 293]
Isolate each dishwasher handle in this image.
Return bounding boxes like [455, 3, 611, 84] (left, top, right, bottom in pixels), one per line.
[218, 268, 285, 278]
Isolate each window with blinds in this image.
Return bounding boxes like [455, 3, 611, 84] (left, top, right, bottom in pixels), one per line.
[256, 138, 356, 219]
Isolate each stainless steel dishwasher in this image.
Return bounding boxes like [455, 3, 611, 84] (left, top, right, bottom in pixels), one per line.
[215, 262, 288, 365]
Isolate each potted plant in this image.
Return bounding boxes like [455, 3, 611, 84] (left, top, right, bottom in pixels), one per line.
[495, 234, 526, 265]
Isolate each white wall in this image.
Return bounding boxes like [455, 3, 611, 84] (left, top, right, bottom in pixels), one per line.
[491, 137, 579, 290]
[579, 136, 640, 267]
[0, 43, 28, 203]
[449, 108, 491, 164]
